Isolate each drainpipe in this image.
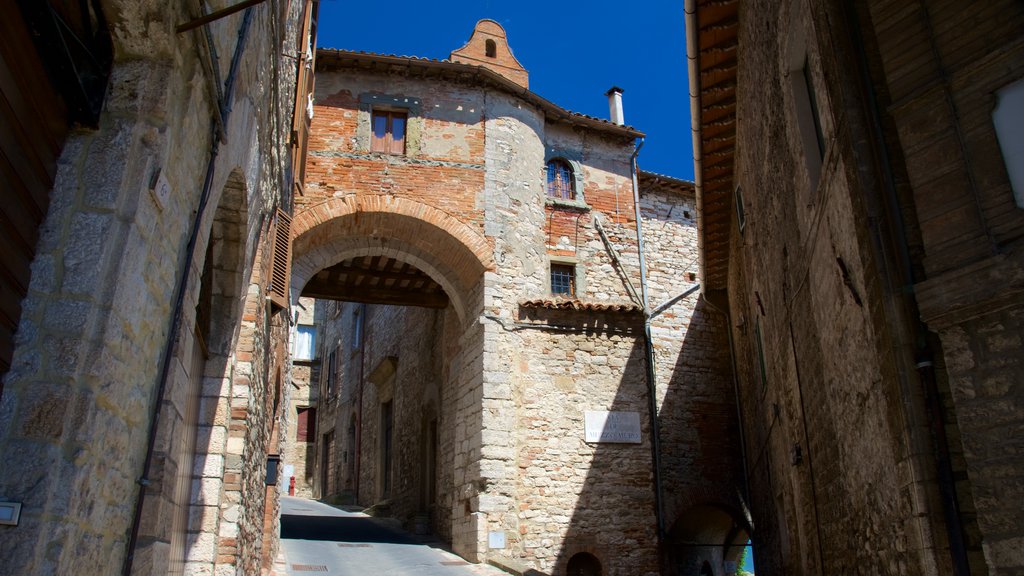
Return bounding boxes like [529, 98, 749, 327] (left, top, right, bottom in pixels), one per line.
[122, 8, 255, 575]
[629, 139, 667, 545]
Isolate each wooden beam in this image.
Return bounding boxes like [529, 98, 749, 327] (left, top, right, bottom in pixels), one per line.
[300, 281, 450, 309]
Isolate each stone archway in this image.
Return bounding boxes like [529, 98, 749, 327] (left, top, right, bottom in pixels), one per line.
[291, 195, 493, 324]
[291, 194, 492, 555]
[667, 504, 752, 576]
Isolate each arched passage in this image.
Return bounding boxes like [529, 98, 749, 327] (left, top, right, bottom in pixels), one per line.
[291, 194, 491, 550]
[290, 195, 493, 324]
[667, 504, 752, 576]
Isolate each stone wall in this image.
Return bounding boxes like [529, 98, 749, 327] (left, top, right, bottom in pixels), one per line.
[0, 1, 307, 574]
[296, 20, 734, 574]
[285, 297, 319, 498]
[862, 0, 1024, 572]
[698, 0, 1024, 574]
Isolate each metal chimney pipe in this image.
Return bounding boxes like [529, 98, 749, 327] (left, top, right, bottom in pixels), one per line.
[606, 86, 624, 125]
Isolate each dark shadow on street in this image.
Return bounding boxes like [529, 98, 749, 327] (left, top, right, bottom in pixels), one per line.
[280, 513, 417, 544]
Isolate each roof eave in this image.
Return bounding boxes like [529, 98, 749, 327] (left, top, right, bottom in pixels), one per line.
[316, 48, 645, 140]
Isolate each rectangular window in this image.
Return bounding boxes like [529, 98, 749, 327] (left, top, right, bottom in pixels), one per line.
[791, 56, 825, 185]
[755, 319, 768, 389]
[735, 185, 746, 233]
[381, 400, 394, 498]
[293, 324, 316, 360]
[802, 60, 825, 160]
[371, 110, 407, 154]
[551, 263, 576, 297]
[297, 407, 316, 442]
[326, 348, 337, 397]
[993, 78, 1024, 208]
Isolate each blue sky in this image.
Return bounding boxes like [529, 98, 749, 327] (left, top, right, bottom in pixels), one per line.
[315, 0, 695, 181]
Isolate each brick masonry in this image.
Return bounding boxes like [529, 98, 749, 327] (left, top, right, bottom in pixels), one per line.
[296, 22, 742, 573]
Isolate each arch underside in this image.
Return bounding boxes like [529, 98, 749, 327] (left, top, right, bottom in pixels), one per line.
[291, 197, 492, 322]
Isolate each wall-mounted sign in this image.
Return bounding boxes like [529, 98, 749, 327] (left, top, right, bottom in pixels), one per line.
[584, 410, 642, 444]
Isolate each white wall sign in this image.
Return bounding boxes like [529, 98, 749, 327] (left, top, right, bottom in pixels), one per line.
[488, 531, 506, 549]
[584, 410, 642, 444]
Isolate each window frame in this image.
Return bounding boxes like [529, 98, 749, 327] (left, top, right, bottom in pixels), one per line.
[292, 324, 316, 361]
[546, 158, 576, 201]
[549, 262, 577, 298]
[543, 151, 587, 208]
[370, 109, 408, 155]
[296, 406, 316, 443]
[358, 93, 421, 156]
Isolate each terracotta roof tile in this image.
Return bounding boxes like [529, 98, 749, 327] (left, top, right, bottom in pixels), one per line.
[519, 298, 643, 313]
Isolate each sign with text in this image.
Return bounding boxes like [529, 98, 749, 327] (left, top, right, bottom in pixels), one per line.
[584, 410, 642, 444]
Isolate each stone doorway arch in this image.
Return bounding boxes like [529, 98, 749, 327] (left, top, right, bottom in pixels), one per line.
[667, 504, 752, 576]
[290, 195, 493, 324]
[291, 194, 492, 556]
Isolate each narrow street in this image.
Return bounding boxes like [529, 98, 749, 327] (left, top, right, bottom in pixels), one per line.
[276, 497, 511, 575]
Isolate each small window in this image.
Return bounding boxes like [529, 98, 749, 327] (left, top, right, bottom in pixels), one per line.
[326, 348, 338, 397]
[547, 159, 575, 200]
[735, 185, 746, 233]
[293, 324, 316, 360]
[485, 39, 497, 58]
[551, 263, 576, 297]
[791, 56, 825, 184]
[371, 110, 407, 154]
[755, 319, 767, 389]
[993, 77, 1024, 208]
[297, 407, 316, 442]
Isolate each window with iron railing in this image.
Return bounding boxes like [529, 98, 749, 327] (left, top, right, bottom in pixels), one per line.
[550, 263, 576, 297]
[546, 158, 575, 200]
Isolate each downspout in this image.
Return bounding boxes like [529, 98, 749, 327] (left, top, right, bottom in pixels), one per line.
[684, 0, 706, 286]
[354, 303, 367, 501]
[122, 8, 256, 575]
[630, 139, 666, 544]
[842, 4, 969, 574]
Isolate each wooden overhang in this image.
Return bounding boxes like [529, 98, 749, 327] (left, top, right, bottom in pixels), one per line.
[316, 48, 645, 140]
[301, 255, 449, 309]
[687, 0, 739, 292]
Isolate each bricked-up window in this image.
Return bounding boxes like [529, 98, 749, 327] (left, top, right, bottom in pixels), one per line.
[551, 263, 576, 297]
[547, 159, 575, 200]
[371, 110, 407, 154]
[297, 407, 316, 442]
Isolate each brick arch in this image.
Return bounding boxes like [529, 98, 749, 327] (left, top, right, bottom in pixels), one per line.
[291, 195, 492, 322]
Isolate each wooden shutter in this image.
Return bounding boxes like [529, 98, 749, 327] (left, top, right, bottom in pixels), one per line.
[297, 407, 316, 442]
[267, 208, 291, 310]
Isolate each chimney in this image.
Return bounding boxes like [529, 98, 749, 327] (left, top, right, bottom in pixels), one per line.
[606, 86, 624, 125]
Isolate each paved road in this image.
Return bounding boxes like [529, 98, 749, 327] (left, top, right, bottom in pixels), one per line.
[277, 496, 510, 575]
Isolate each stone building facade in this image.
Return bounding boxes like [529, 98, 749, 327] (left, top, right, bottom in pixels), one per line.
[0, 1, 318, 574]
[688, 0, 1024, 574]
[293, 20, 743, 574]
[285, 297, 320, 499]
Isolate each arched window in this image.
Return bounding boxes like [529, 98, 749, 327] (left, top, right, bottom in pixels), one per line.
[546, 158, 575, 200]
[567, 552, 602, 576]
[485, 39, 497, 58]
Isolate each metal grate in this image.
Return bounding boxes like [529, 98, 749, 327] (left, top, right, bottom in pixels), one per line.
[550, 264, 575, 297]
[291, 565, 328, 572]
[546, 159, 575, 199]
[337, 543, 372, 548]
